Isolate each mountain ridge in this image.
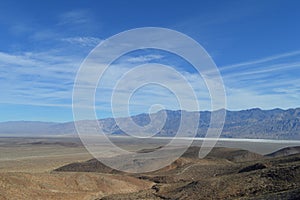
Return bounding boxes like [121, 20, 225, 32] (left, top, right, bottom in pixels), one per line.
[1, 107, 300, 139]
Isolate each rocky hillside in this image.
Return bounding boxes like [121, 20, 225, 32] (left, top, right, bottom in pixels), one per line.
[266, 146, 300, 157]
[55, 146, 300, 200]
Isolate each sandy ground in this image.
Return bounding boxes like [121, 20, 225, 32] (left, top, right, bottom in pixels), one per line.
[0, 137, 153, 199]
[0, 141, 92, 173]
[1, 137, 300, 199]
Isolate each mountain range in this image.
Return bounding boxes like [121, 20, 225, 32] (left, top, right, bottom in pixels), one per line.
[0, 108, 300, 139]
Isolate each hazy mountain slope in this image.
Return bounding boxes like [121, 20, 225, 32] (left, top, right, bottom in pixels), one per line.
[0, 108, 300, 139]
[0, 121, 57, 135]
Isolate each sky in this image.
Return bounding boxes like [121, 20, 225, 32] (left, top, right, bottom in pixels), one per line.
[0, 0, 300, 122]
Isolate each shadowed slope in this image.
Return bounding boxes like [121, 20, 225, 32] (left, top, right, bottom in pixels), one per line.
[266, 146, 300, 157]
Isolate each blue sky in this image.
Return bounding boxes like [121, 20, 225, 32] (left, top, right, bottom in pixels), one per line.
[0, 0, 300, 122]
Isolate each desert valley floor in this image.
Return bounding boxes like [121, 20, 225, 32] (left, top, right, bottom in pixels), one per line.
[1, 137, 300, 200]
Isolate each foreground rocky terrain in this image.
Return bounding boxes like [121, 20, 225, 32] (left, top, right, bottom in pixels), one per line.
[0, 138, 152, 200]
[0, 172, 152, 200]
[1, 137, 300, 200]
[55, 146, 300, 200]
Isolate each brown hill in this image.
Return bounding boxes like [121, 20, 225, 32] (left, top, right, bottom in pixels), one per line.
[98, 152, 300, 200]
[266, 146, 300, 157]
[0, 172, 153, 200]
[55, 146, 263, 174]
[60, 146, 299, 200]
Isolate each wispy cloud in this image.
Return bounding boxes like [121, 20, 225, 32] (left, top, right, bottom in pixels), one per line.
[223, 62, 300, 79]
[56, 9, 100, 35]
[221, 50, 300, 70]
[126, 54, 163, 63]
[221, 50, 300, 110]
[58, 10, 91, 26]
[73, 60, 212, 117]
[1, 35, 300, 120]
[61, 36, 102, 47]
[0, 50, 80, 106]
